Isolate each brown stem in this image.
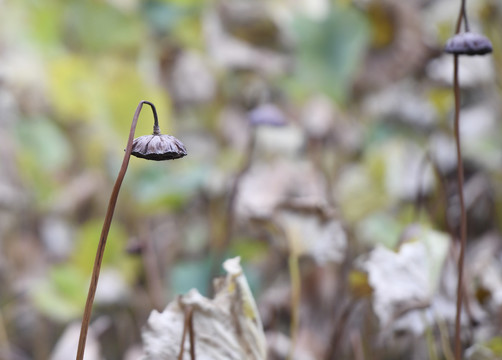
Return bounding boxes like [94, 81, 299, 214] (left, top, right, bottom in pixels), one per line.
[0, 310, 10, 360]
[432, 161, 476, 335]
[209, 131, 256, 281]
[452, 54, 467, 360]
[455, 0, 469, 33]
[413, 152, 432, 221]
[150, 103, 160, 135]
[188, 308, 196, 360]
[177, 306, 192, 360]
[324, 300, 358, 360]
[349, 330, 365, 360]
[224, 131, 256, 241]
[76, 100, 158, 360]
[141, 223, 165, 311]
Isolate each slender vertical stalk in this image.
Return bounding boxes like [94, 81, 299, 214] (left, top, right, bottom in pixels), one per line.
[141, 224, 165, 311]
[287, 239, 301, 360]
[452, 53, 467, 360]
[287, 254, 300, 360]
[209, 131, 256, 281]
[454, 0, 469, 34]
[76, 100, 157, 360]
[178, 306, 194, 360]
[349, 330, 365, 360]
[0, 310, 10, 360]
[452, 0, 469, 357]
[188, 308, 196, 360]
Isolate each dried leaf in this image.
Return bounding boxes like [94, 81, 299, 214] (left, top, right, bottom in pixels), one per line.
[142, 257, 266, 360]
[361, 226, 450, 329]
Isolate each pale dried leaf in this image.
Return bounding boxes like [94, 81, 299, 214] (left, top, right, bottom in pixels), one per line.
[142, 257, 266, 360]
[361, 226, 450, 328]
[50, 319, 109, 360]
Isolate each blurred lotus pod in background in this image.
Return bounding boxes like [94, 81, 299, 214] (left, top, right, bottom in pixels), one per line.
[247, 103, 287, 127]
[444, 32, 493, 56]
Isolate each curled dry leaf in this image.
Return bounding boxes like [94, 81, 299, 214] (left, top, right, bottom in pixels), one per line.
[235, 161, 327, 220]
[276, 204, 347, 265]
[142, 257, 266, 360]
[361, 225, 450, 331]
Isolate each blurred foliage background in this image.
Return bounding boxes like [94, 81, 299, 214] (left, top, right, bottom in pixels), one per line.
[0, 0, 502, 359]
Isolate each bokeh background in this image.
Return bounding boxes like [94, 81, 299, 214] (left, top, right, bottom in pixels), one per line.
[0, 0, 501, 359]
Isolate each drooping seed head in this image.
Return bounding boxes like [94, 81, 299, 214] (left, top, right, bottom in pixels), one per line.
[131, 128, 187, 161]
[444, 32, 493, 56]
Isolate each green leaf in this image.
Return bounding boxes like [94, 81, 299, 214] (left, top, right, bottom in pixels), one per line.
[16, 116, 73, 172]
[130, 162, 207, 211]
[15, 117, 73, 206]
[170, 258, 212, 296]
[73, 219, 140, 282]
[31, 265, 88, 322]
[27, 0, 64, 47]
[293, 4, 370, 103]
[65, 1, 144, 53]
[48, 54, 101, 122]
[356, 212, 404, 249]
[229, 237, 269, 263]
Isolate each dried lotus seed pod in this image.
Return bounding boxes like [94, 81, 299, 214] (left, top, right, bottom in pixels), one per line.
[131, 126, 187, 161]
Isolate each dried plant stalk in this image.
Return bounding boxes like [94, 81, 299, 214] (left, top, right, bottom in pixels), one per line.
[76, 100, 186, 360]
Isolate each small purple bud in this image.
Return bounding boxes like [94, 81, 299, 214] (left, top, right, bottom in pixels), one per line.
[248, 103, 287, 127]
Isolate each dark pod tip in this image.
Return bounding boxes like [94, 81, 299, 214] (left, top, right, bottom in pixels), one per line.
[130, 133, 187, 161]
[444, 32, 493, 56]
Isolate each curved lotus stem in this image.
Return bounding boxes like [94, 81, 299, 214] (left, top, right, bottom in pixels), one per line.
[76, 100, 184, 360]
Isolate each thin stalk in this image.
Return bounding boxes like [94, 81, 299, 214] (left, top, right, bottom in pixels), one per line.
[349, 330, 365, 360]
[455, 0, 469, 34]
[413, 152, 432, 221]
[76, 100, 157, 360]
[287, 236, 301, 360]
[438, 317, 455, 360]
[0, 310, 10, 360]
[178, 306, 194, 360]
[452, 1, 468, 356]
[141, 224, 165, 311]
[188, 308, 196, 360]
[324, 300, 358, 360]
[452, 54, 467, 360]
[423, 312, 439, 360]
[209, 131, 256, 281]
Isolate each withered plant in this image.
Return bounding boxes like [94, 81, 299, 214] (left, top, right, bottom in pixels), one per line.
[444, 1, 493, 359]
[76, 100, 187, 360]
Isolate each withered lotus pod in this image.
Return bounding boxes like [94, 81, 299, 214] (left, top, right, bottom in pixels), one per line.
[131, 125, 187, 161]
[444, 32, 493, 56]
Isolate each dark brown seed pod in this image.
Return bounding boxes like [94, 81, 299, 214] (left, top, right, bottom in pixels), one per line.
[444, 32, 493, 56]
[131, 126, 187, 161]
